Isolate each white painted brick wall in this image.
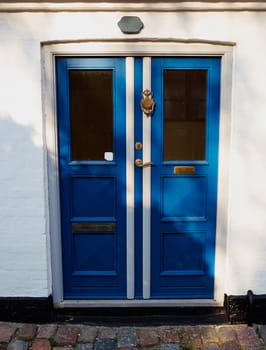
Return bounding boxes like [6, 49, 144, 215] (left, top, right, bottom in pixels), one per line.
[0, 10, 266, 297]
[0, 17, 48, 296]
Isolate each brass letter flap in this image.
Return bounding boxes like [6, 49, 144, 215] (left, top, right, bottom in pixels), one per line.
[174, 166, 195, 175]
[72, 222, 116, 233]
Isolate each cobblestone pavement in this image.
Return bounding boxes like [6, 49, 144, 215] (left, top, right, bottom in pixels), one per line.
[1, 323, 266, 350]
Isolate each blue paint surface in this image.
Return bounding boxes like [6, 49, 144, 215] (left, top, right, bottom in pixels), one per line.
[161, 176, 207, 220]
[151, 57, 221, 298]
[56, 56, 220, 300]
[56, 57, 126, 298]
[72, 177, 116, 218]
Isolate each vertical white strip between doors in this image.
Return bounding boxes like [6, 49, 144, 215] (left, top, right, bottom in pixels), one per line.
[142, 57, 151, 299]
[126, 57, 135, 299]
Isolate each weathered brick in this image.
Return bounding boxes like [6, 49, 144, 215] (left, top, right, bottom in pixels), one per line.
[158, 327, 179, 344]
[76, 344, 94, 350]
[204, 343, 219, 350]
[220, 340, 239, 350]
[201, 327, 219, 345]
[94, 339, 116, 350]
[32, 339, 51, 350]
[54, 326, 80, 345]
[7, 340, 28, 350]
[97, 327, 117, 340]
[0, 325, 16, 343]
[17, 325, 37, 341]
[137, 328, 159, 346]
[78, 327, 97, 343]
[117, 328, 137, 348]
[160, 344, 180, 350]
[191, 336, 203, 350]
[235, 326, 262, 350]
[217, 327, 237, 343]
[36, 325, 57, 339]
[179, 327, 202, 349]
[257, 325, 266, 342]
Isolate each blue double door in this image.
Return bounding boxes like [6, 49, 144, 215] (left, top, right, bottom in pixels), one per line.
[56, 56, 221, 300]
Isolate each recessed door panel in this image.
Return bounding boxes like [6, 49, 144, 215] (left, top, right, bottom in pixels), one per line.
[160, 231, 206, 276]
[71, 177, 116, 218]
[72, 232, 117, 274]
[161, 176, 207, 220]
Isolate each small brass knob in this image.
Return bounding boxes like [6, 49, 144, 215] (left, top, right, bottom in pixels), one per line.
[135, 142, 143, 150]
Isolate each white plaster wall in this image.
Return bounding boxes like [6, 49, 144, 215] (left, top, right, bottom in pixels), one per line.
[0, 9, 266, 297]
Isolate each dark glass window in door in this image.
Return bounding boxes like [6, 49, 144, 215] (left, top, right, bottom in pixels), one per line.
[70, 70, 113, 161]
[164, 70, 207, 161]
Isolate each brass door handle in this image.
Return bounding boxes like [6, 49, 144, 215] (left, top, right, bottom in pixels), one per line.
[135, 159, 155, 168]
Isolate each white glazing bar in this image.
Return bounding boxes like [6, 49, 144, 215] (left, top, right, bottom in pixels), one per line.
[142, 57, 152, 299]
[126, 57, 135, 299]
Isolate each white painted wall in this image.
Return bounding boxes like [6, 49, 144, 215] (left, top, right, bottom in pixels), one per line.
[0, 8, 266, 297]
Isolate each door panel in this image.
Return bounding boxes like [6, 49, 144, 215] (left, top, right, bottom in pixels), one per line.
[56, 57, 127, 298]
[161, 175, 207, 220]
[151, 57, 220, 298]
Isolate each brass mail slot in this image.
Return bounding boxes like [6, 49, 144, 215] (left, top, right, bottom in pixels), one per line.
[72, 222, 116, 233]
[174, 166, 195, 175]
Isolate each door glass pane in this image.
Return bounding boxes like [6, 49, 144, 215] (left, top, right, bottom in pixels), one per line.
[164, 70, 207, 161]
[70, 70, 113, 161]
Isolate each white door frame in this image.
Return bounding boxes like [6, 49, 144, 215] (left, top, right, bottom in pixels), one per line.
[42, 40, 234, 307]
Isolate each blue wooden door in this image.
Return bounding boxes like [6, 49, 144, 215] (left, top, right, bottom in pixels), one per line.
[56, 56, 220, 300]
[151, 57, 220, 298]
[56, 58, 127, 298]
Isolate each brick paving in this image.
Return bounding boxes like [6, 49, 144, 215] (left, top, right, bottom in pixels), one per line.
[0, 323, 266, 350]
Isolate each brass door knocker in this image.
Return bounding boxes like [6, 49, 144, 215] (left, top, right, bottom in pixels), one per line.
[140, 89, 155, 117]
